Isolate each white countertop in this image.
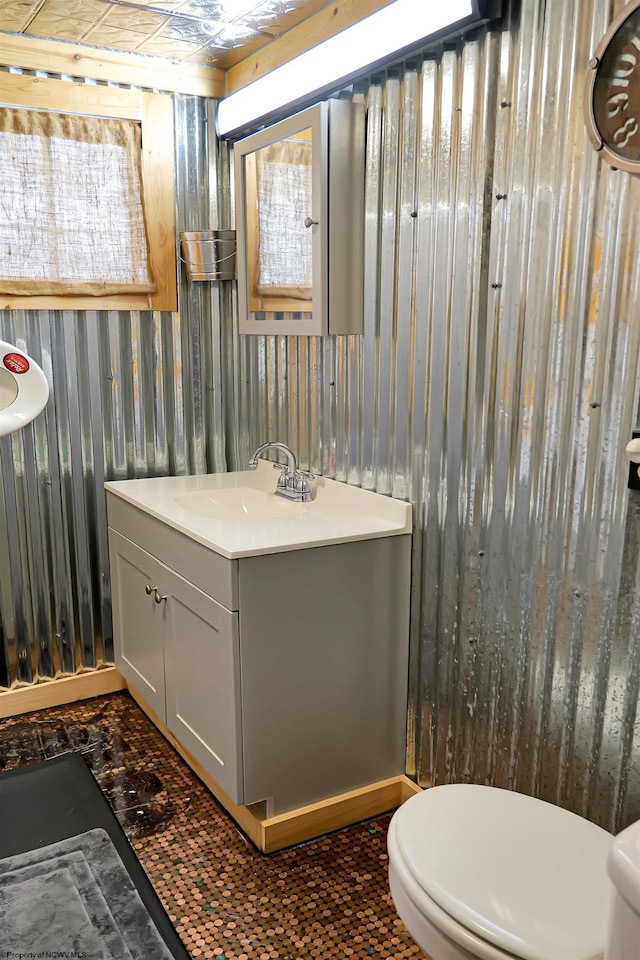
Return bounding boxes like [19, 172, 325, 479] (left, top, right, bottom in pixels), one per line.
[104, 461, 412, 559]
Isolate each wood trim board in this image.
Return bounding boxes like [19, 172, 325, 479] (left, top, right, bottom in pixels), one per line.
[0, 667, 126, 719]
[225, 0, 395, 94]
[0, 34, 225, 97]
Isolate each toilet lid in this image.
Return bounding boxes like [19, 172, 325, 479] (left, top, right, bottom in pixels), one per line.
[393, 784, 612, 960]
[0, 340, 49, 437]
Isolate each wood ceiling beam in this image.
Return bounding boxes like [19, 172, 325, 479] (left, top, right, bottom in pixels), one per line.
[0, 33, 225, 97]
[225, 0, 395, 96]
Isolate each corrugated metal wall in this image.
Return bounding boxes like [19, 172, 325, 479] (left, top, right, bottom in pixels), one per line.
[0, 82, 227, 686]
[230, 0, 640, 833]
[1, 0, 639, 833]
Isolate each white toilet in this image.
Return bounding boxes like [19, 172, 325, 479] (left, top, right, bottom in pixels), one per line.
[0, 339, 49, 437]
[388, 783, 640, 960]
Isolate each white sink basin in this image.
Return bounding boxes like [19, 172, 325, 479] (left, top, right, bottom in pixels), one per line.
[174, 486, 307, 521]
[105, 460, 412, 558]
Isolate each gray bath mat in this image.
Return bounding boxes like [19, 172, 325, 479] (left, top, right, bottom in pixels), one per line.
[0, 827, 174, 959]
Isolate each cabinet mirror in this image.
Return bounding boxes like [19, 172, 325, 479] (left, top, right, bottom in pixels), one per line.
[234, 100, 364, 337]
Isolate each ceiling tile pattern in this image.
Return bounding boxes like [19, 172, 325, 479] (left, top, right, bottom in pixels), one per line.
[0, 0, 329, 68]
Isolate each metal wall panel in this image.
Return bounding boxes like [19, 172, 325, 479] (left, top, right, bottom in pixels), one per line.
[1, 0, 638, 835]
[230, 0, 640, 832]
[0, 82, 227, 688]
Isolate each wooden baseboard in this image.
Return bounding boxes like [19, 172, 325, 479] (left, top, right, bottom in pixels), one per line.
[257, 773, 422, 854]
[126, 684, 421, 853]
[399, 775, 424, 804]
[0, 667, 126, 719]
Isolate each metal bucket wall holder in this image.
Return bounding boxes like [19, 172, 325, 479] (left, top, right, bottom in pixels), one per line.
[180, 230, 236, 281]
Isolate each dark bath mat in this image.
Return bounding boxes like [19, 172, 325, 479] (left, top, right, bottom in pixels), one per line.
[0, 752, 190, 959]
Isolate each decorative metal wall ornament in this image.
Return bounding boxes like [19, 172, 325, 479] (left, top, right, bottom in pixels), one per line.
[584, 0, 640, 174]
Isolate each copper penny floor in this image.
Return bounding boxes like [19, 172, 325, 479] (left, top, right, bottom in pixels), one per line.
[0, 691, 426, 960]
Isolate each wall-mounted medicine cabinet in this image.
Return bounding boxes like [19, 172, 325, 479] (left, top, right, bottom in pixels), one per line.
[234, 99, 364, 336]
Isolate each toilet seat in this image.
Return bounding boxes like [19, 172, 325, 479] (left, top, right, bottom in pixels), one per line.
[0, 340, 49, 437]
[389, 820, 520, 960]
[390, 784, 612, 960]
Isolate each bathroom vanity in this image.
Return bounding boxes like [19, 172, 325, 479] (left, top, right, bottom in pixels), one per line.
[105, 461, 415, 849]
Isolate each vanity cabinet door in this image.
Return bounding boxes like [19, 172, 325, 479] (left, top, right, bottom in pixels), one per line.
[162, 566, 243, 805]
[108, 531, 167, 722]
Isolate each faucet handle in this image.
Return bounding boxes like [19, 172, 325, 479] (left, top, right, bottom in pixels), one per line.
[294, 470, 316, 490]
[292, 471, 317, 500]
[273, 463, 290, 488]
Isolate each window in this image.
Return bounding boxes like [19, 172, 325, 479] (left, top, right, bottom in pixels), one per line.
[0, 73, 176, 312]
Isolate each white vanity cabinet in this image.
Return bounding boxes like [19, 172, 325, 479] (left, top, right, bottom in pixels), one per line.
[108, 532, 167, 721]
[106, 473, 412, 819]
[108, 527, 243, 802]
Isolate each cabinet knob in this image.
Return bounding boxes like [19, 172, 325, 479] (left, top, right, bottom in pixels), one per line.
[304, 216, 318, 228]
[154, 590, 167, 604]
[145, 584, 155, 595]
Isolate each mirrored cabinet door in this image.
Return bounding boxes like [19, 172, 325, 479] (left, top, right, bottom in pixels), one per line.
[234, 100, 364, 336]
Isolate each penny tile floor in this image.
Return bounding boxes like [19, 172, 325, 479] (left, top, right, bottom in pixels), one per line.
[0, 692, 426, 960]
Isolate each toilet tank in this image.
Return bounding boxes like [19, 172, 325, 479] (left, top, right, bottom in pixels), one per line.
[605, 818, 640, 960]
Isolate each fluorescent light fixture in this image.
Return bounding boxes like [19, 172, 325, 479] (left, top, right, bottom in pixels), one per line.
[217, 0, 499, 138]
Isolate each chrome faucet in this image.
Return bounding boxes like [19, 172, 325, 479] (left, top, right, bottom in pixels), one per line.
[249, 441, 298, 475]
[248, 441, 316, 502]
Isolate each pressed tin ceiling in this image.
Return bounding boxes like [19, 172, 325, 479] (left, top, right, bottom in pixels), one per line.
[0, 0, 331, 68]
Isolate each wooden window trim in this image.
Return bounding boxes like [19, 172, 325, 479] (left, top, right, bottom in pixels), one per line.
[0, 72, 177, 312]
